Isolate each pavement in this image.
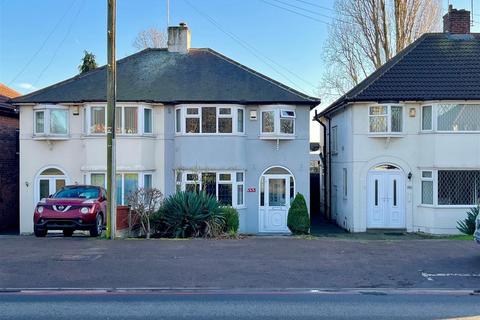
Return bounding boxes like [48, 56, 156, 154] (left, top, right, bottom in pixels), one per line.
[1, 235, 479, 290]
[1, 290, 480, 320]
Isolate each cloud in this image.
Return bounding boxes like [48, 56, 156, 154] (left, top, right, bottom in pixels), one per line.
[17, 83, 37, 92]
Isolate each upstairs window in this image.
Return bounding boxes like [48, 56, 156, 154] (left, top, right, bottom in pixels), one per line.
[421, 106, 432, 131]
[85, 105, 152, 135]
[34, 106, 69, 136]
[437, 104, 480, 132]
[260, 107, 296, 136]
[369, 105, 403, 134]
[176, 105, 245, 135]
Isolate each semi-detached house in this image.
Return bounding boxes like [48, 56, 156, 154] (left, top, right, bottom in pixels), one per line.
[12, 23, 319, 235]
[316, 7, 480, 234]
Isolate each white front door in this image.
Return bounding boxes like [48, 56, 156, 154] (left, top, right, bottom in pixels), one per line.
[367, 169, 405, 229]
[259, 175, 291, 233]
[36, 177, 67, 203]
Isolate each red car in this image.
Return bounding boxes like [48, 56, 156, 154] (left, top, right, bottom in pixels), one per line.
[33, 185, 107, 237]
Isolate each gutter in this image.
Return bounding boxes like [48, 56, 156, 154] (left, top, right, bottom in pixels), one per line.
[314, 110, 329, 221]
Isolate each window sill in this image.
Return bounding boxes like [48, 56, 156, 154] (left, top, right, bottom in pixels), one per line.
[33, 135, 69, 140]
[418, 204, 478, 209]
[367, 133, 405, 138]
[259, 134, 295, 140]
[175, 133, 246, 137]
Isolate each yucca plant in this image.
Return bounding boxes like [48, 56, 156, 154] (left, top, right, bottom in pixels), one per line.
[158, 191, 225, 238]
[457, 206, 479, 235]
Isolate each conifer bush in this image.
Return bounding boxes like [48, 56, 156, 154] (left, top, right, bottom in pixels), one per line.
[287, 193, 310, 235]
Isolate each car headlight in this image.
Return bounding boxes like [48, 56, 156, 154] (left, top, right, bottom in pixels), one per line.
[37, 206, 44, 214]
[80, 207, 90, 214]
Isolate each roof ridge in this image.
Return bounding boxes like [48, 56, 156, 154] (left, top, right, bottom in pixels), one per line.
[202, 48, 319, 103]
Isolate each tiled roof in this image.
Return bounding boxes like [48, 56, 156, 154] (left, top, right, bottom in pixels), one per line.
[320, 33, 480, 116]
[0, 84, 19, 116]
[11, 48, 319, 106]
[0, 83, 20, 98]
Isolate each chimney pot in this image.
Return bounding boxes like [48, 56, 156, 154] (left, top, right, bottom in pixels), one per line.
[443, 6, 471, 34]
[167, 23, 191, 53]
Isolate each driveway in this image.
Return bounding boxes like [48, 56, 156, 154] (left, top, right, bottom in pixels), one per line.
[0, 236, 479, 289]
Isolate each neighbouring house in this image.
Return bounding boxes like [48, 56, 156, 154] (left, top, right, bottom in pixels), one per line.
[11, 23, 319, 235]
[0, 84, 20, 233]
[315, 6, 480, 234]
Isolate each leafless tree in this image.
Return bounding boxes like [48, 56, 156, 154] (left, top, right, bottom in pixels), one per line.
[321, 0, 441, 101]
[127, 188, 163, 239]
[133, 27, 167, 51]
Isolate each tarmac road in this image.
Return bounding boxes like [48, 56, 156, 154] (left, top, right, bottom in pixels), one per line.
[0, 290, 479, 320]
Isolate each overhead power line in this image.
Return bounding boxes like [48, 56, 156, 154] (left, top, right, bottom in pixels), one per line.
[183, 0, 318, 94]
[260, 0, 333, 26]
[9, 0, 77, 85]
[34, 0, 86, 85]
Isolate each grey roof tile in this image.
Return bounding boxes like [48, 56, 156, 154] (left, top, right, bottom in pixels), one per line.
[12, 48, 319, 106]
[320, 33, 480, 115]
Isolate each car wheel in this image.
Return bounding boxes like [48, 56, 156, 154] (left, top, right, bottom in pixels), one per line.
[90, 214, 103, 237]
[34, 227, 47, 237]
[63, 229, 74, 237]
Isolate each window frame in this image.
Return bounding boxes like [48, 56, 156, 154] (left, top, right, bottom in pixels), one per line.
[331, 126, 338, 155]
[33, 105, 70, 137]
[86, 171, 153, 205]
[421, 105, 433, 132]
[420, 170, 434, 205]
[176, 170, 245, 208]
[175, 105, 246, 135]
[259, 106, 296, 137]
[84, 104, 152, 136]
[368, 104, 404, 134]
[419, 169, 480, 208]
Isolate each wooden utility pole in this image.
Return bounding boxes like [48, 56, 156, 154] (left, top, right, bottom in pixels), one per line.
[106, 0, 117, 239]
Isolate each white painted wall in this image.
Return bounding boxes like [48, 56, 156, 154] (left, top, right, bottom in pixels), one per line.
[328, 101, 480, 234]
[19, 103, 166, 234]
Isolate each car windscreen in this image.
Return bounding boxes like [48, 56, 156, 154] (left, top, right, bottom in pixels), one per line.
[53, 187, 100, 199]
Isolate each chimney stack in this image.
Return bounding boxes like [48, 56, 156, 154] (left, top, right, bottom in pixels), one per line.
[167, 22, 191, 53]
[443, 5, 471, 34]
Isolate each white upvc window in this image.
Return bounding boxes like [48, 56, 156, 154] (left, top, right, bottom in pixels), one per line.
[176, 170, 245, 208]
[260, 106, 296, 137]
[86, 172, 152, 205]
[331, 126, 338, 154]
[368, 105, 403, 134]
[421, 105, 433, 131]
[34, 105, 69, 136]
[175, 105, 245, 135]
[420, 169, 480, 207]
[85, 105, 152, 135]
[421, 171, 434, 205]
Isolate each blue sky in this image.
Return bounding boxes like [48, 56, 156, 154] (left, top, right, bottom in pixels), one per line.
[0, 0, 478, 103]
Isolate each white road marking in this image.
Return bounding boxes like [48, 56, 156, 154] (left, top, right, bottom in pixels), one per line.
[422, 272, 480, 281]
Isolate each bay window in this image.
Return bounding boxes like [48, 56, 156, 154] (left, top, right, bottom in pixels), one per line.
[421, 170, 480, 206]
[176, 170, 245, 207]
[260, 107, 296, 136]
[86, 172, 152, 205]
[34, 106, 69, 136]
[176, 105, 245, 134]
[368, 105, 403, 134]
[85, 105, 152, 135]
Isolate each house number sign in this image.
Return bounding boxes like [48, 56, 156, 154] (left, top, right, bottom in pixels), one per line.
[247, 187, 256, 192]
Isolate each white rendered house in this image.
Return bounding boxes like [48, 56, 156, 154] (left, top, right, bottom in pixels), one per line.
[316, 7, 480, 234]
[12, 24, 319, 234]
